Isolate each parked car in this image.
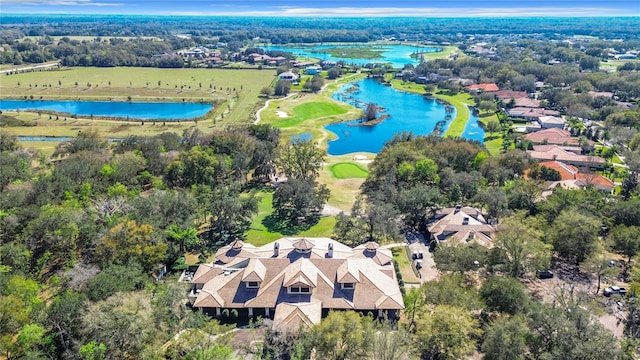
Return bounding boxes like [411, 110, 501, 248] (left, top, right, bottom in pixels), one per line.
[536, 270, 554, 279]
[603, 286, 628, 297]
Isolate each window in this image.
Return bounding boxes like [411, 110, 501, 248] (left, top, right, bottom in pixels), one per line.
[289, 286, 311, 294]
[341, 283, 355, 290]
[246, 281, 260, 289]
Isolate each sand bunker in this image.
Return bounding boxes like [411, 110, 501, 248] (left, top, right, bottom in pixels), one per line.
[276, 111, 288, 118]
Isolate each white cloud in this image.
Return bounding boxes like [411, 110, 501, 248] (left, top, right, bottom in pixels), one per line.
[164, 6, 631, 17]
[3, 0, 121, 6]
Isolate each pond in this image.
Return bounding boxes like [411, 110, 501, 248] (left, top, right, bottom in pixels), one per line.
[0, 99, 213, 120]
[325, 79, 483, 155]
[460, 110, 486, 143]
[263, 44, 439, 68]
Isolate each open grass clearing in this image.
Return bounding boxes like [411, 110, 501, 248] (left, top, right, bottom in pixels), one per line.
[330, 162, 369, 179]
[391, 246, 422, 284]
[245, 190, 336, 246]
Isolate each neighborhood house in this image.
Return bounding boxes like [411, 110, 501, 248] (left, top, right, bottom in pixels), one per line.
[190, 238, 404, 331]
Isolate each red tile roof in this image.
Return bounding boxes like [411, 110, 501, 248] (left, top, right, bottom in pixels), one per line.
[466, 83, 499, 92]
[538, 161, 578, 180]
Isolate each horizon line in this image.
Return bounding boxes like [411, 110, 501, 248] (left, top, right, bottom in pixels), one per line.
[2, 12, 639, 18]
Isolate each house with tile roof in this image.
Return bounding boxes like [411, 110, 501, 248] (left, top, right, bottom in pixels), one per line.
[508, 107, 560, 121]
[426, 206, 495, 248]
[190, 238, 404, 331]
[534, 161, 615, 193]
[465, 83, 500, 93]
[527, 145, 605, 169]
[524, 128, 594, 148]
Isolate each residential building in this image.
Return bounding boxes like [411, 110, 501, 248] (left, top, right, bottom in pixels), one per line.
[278, 71, 299, 82]
[508, 107, 560, 121]
[527, 145, 605, 169]
[190, 238, 404, 331]
[524, 128, 594, 148]
[426, 206, 495, 247]
[465, 83, 500, 93]
[536, 160, 615, 192]
[537, 116, 566, 129]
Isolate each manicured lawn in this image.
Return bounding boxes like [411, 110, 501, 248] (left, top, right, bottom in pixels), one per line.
[245, 191, 336, 246]
[271, 101, 349, 128]
[329, 162, 369, 179]
[612, 154, 624, 165]
[391, 246, 421, 284]
[439, 92, 475, 137]
[483, 137, 503, 156]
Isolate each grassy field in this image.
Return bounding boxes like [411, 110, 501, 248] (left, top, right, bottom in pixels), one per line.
[2, 67, 275, 126]
[330, 162, 369, 179]
[600, 59, 639, 72]
[391, 246, 422, 284]
[245, 191, 336, 246]
[1, 67, 278, 143]
[417, 45, 467, 61]
[258, 91, 360, 141]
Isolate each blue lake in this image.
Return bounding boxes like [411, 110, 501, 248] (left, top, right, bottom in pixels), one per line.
[0, 100, 213, 120]
[460, 110, 486, 143]
[325, 79, 484, 155]
[263, 44, 439, 68]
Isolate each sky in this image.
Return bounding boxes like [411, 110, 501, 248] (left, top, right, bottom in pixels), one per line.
[1, 0, 639, 17]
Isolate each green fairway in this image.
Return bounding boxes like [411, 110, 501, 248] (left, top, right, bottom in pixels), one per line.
[271, 101, 349, 128]
[330, 162, 369, 179]
[245, 191, 336, 246]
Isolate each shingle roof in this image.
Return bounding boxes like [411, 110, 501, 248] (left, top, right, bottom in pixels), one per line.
[527, 145, 605, 165]
[192, 238, 404, 323]
[427, 207, 495, 246]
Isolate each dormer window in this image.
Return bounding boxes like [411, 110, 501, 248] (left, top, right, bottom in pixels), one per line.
[288, 286, 311, 294]
[341, 283, 355, 290]
[246, 281, 260, 289]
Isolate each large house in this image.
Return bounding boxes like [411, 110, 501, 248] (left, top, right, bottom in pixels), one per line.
[508, 107, 560, 121]
[534, 160, 615, 192]
[427, 206, 496, 247]
[524, 128, 594, 148]
[190, 238, 404, 331]
[527, 145, 606, 169]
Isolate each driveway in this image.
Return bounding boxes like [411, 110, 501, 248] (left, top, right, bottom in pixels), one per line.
[405, 232, 439, 282]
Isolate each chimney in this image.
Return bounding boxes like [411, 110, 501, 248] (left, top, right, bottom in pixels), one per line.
[274, 242, 279, 257]
[327, 243, 334, 258]
[454, 205, 461, 213]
